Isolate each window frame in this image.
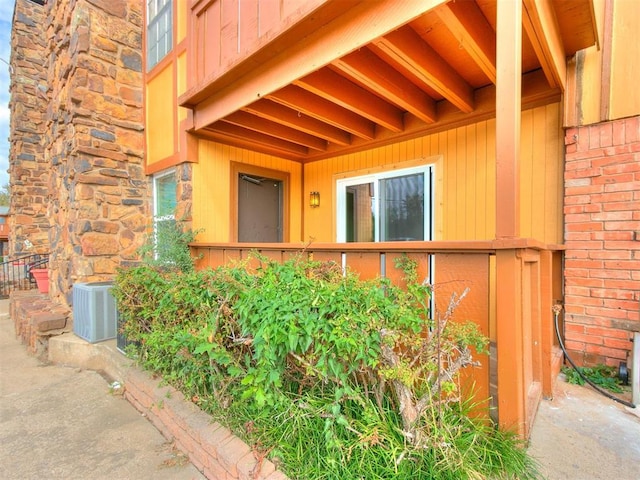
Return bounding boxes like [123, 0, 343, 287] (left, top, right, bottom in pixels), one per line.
[152, 169, 177, 260]
[336, 164, 434, 243]
[147, 0, 173, 71]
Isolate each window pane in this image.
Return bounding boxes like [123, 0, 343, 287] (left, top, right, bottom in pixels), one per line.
[155, 174, 176, 217]
[379, 173, 424, 241]
[147, 0, 172, 70]
[346, 183, 374, 242]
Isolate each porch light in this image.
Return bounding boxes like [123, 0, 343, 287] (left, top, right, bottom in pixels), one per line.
[309, 191, 320, 208]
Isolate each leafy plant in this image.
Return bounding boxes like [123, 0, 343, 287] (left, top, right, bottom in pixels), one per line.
[138, 218, 201, 273]
[561, 364, 625, 393]
[114, 251, 539, 479]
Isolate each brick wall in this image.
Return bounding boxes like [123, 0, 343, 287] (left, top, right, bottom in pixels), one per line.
[563, 116, 640, 366]
[9, 0, 49, 256]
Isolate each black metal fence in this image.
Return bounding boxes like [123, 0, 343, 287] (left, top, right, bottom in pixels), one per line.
[0, 254, 49, 299]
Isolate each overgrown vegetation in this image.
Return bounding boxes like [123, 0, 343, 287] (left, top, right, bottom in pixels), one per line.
[113, 225, 539, 479]
[561, 364, 625, 393]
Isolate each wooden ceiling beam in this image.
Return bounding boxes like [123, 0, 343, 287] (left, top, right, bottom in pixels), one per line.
[435, 1, 497, 84]
[195, 129, 304, 162]
[205, 122, 310, 156]
[294, 68, 404, 132]
[223, 111, 328, 152]
[522, 0, 566, 91]
[243, 100, 352, 146]
[268, 85, 376, 140]
[332, 48, 437, 124]
[374, 26, 475, 113]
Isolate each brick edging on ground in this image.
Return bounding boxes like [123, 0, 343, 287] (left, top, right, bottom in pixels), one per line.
[45, 333, 288, 480]
[122, 368, 286, 480]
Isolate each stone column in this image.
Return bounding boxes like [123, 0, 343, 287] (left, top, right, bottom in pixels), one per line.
[41, 0, 148, 308]
[9, 0, 49, 257]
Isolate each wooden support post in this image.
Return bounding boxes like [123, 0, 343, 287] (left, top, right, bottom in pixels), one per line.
[496, 249, 525, 435]
[495, 0, 522, 239]
[495, 0, 525, 436]
[539, 249, 555, 398]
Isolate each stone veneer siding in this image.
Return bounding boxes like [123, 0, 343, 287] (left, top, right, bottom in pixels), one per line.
[563, 116, 640, 366]
[10, 0, 148, 309]
[9, 0, 49, 256]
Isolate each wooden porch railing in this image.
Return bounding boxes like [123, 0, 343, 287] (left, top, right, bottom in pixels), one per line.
[191, 240, 564, 438]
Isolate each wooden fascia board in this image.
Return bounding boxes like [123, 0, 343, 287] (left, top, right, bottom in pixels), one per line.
[435, 1, 497, 84]
[189, 0, 448, 129]
[374, 26, 475, 113]
[522, 0, 566, 91]
[332, 48, 437, 123]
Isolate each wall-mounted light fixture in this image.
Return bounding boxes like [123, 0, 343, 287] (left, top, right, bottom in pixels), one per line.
[309, 191, 320, 208]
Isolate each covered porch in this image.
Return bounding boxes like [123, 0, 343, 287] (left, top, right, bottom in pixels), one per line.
[171, 0, 599, 437]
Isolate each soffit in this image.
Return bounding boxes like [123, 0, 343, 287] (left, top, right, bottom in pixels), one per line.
[186, 0, 598, 162]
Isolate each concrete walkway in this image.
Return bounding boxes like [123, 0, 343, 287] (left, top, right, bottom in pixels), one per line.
[529, 377, 640, 479]
[0, 299, 205, 480]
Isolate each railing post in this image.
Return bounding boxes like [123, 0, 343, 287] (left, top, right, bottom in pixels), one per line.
[495, 248, 525, 436]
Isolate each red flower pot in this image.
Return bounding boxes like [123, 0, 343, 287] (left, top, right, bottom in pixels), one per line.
[31, 268, 49, 293]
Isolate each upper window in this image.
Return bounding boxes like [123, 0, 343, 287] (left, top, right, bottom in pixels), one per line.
[336, 165, 434, 242]
[147, 0, 172, 70]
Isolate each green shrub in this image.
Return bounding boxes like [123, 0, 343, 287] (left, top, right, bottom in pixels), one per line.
[114, 252, 540, 479]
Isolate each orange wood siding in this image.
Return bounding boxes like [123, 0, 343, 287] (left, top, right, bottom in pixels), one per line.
[304, 104, 562, 244]
[566, 0, 640, 125]
[609, 0, 640, 119]
[189, 0, 327, 89]
[146, 64, 176, 167]
[192, 141, 303, 243]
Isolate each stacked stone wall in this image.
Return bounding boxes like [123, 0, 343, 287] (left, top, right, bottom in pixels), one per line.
[563, 116, 640, 366]
[9, 0, 49, 256]
[39, 0, 148, 307]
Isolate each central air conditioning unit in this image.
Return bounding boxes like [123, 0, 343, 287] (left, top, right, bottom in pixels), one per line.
[72, 282, 118, 343]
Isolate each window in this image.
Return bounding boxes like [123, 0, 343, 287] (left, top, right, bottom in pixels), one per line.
[147, 0, 172, 70]
[153, 170, 177, 260]
[336, 165, 434, 242]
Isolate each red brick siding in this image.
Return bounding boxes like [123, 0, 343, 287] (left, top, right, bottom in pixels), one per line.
[563, 116, 640, 367]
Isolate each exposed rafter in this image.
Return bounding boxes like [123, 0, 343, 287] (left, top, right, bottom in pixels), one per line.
[374, 26, 475, 113]
[522, 0, 566, 91]
[223, 111, 328, 152]
[243, 99, 352, 146]
[268, 85, 376, 140]
[295, 69, 405, 132]
[436, 1, 497, 84]
[332, 48, 437, 124]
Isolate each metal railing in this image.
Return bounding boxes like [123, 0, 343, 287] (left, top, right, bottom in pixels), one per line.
[0, 253, 49, 299]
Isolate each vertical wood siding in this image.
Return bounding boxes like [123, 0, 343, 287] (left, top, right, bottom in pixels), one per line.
[193, 105, 562, 245]
[146, 65, 176, 166]
[192, 141, 302, 243]
[190, 0, 327, 87]
[304, 104, 562, 244]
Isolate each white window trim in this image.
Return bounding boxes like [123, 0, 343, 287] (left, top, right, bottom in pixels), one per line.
[153, 168, 177, 221]
[336, 164, 435, 242]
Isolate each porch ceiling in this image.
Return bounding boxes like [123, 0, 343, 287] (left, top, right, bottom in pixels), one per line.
[184, 0, 597, 163]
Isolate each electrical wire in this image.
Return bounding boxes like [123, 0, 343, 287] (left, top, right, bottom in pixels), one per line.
[553, 305, 635, 408]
